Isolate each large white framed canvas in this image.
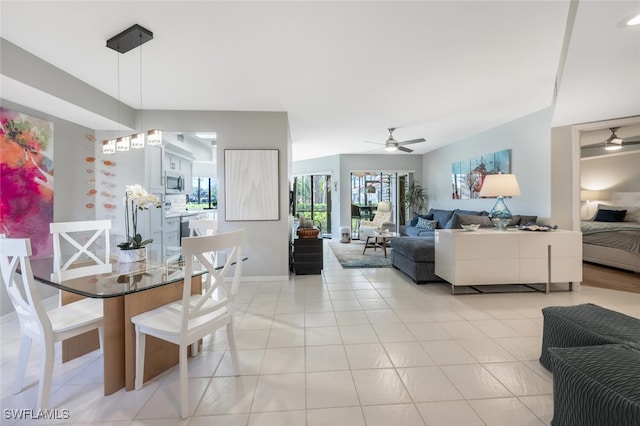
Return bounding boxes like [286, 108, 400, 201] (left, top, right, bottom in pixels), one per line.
[225, 149, 279, 221]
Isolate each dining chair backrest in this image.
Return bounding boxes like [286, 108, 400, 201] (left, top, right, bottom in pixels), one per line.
[188, 219, 218, 237]
[0, 238, 52, 338]
[180, 229, 244, 333]
[50, 219, 112, 281]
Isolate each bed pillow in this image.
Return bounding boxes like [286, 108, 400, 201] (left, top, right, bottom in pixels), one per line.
[415, 217, 438, 229]
[594, 204, 640, 222]
[625, 208, 640, 222]
[594, 208, 627, 222]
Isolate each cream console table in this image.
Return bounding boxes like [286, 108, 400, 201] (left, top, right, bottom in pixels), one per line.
[434, 229, 582, 294]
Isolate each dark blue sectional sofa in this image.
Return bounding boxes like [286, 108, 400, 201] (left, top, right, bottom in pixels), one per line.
[391, 208, 537, 283]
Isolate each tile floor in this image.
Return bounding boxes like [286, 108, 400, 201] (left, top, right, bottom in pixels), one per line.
[2, 241, 640, 425]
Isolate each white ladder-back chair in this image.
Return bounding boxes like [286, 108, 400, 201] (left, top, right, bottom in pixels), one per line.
[50, 219, 112, 281]
[188, 219, 217, 237]
[0, 238, 104, 410]
[132, 229, 245, 419]
[188, 219, 222, 289]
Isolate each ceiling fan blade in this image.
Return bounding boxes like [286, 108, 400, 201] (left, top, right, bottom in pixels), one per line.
[581, 142, 605, 149]
[397, 146, 413, 153]
[364, 140, 384, 145]
[622, 140, 640, 146]
[398, 138, 426, 146]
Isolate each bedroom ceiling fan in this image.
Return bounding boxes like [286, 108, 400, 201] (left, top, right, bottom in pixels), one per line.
[364, 128, 426, 153]
[581, 127, 640, 151]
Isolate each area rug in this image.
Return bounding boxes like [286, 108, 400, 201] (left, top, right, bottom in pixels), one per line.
[328, 240, 393, 268]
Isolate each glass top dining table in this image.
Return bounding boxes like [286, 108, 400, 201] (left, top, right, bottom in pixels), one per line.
[30, 250, 205, 299]
[29, 244, 245, 396]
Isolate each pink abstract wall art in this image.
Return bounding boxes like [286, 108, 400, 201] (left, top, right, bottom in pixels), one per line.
[0, 108, 54, 257]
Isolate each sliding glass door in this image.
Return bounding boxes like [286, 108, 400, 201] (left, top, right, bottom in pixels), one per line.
[293, 175, 332, 236]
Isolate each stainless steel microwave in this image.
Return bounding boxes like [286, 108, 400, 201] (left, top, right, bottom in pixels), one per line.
[165, 171, 185, 194]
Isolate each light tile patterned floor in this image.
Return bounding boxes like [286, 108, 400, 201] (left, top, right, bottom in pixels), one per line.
[2, 240, 640, 425]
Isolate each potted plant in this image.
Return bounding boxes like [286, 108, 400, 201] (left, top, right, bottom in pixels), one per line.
[404, 181, 428, 214]
[118, 184, 161, 262]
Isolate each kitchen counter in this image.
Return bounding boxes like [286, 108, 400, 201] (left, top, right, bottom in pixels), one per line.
[164, 210, 202, 219]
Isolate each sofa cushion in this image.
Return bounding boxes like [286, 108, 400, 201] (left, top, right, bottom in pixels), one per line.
[456, 209, 488, 216]
[390, 236, 435, 262]
[428, 208, 456, 229]
[518, 215, 538, 226]
[447, 213, 494, 230]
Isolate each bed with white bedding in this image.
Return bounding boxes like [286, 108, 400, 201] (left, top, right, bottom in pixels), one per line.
[581, 192, 640, 273]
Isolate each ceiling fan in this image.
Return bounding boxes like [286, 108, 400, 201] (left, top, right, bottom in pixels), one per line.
[581, 127, 640, 151]
[365, 128, 426, 153]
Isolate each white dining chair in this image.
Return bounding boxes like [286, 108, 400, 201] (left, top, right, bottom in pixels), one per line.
[50, 219, 112, 281]
[188, 219, 217, 237]
[0, 238, 104, 411]
[188, 219, 223, 289]
[132, 229, 245, 419]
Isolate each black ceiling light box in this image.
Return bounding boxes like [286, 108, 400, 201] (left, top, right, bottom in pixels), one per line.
[106, 24, 153, 54]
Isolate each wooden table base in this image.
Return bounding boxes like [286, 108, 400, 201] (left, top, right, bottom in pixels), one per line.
[61, 276, 201, 395]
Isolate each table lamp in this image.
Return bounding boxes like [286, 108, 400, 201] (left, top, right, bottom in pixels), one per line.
[479, 174, 521, 230]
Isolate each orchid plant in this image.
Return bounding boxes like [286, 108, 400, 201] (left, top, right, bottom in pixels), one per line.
[118, 184, 161, 250]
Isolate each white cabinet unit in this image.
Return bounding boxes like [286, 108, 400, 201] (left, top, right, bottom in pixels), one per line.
[146, 145, 165, 193]
[434, 229, 582, 294]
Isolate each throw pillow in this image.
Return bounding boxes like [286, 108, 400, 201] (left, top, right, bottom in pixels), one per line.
[428, 208, 456, 229]
[447, 213, 494, 229]
[410, 212, 433, 227]
[595, 204, 640, 222]
[594, 208, 627, 222]
[416, 217, 438, 229]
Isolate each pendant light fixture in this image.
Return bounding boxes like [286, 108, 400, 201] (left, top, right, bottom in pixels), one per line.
[103, 24, 162, 154]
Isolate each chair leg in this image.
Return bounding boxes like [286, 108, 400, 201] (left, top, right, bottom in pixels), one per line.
[134, 326, 146, 390]
[226, 322, 239, 370]
[37, 338, 55, 411]
[13, 334, 32, 394]
[179, 345, 189, 419]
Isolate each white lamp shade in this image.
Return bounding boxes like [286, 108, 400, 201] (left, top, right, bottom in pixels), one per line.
[479, 174, 521, 197]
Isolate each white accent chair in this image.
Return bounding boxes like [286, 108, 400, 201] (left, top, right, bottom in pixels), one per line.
[131, 229, 245, 419]
[0, 238, 104, 411]
[358, 201, 395, 239]
[50, 219, 112, 282]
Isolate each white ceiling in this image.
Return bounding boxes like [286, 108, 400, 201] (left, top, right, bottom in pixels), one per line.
[1, 1, 639, 161]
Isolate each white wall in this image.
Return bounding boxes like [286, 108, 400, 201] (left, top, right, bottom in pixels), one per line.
[581, 151, 640, 194]
[423, 108, 554, 222]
